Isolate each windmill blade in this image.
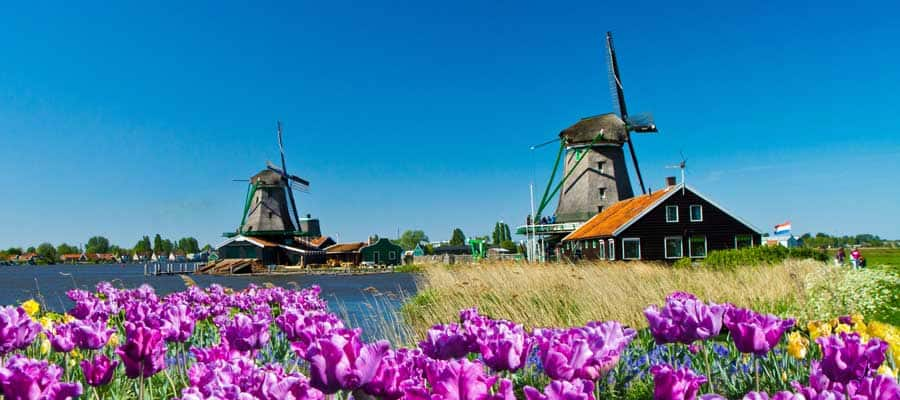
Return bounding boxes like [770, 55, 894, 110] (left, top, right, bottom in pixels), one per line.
[290, 182, 310, 193]
[287, 174, 310, 187]
[266, 161, 285, 175]
[232, 179, 249, 182]
[530, 137, 561, 150]
[625, 113, 658, 133]
[606, 31, 628, 120]
[276, 121, 302, 230]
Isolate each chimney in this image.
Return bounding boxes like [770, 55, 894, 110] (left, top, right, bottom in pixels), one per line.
[666, 176, 677, 187]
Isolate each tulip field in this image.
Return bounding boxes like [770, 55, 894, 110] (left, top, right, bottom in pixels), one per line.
[0, 276, 898, 399]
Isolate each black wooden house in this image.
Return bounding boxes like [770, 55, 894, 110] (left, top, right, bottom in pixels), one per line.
[561, 180, 760, 261]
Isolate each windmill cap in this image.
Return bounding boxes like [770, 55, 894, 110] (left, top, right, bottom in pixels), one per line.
[559, 113, 628, 144]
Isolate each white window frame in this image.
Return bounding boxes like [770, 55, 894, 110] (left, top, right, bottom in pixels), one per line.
[389, 251, 396, 260]
[688, 235, 708, 258]
[690, 205, 703, 222]
[664, 236, 684, 259]
[734, 234, 753, 249]
[665, 205, 679, 223]
[622, 238, 641, 260]
[607, 239, 615, 260]
[597, 242, 605, 259]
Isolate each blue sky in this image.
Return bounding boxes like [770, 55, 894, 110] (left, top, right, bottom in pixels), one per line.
[1, 1, 899, 248]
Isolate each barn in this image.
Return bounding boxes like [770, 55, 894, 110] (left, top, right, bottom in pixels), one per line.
[561, 180, 761, 261]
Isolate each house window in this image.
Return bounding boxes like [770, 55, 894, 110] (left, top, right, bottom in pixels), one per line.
[607, 239, 615, 260]
[689, 236, 707, 258]
[690, 205, 703, 222]
[666, 205, 679, 223]
[665, 236, 683, 259]
[597, 161, 605, 173]
[597, 242, 605, 259]
[597, 206, 604, 213]
[622, 238, 641, 260]
[389, 251, 396, 260]
[599, 187, 607, 200]
[735, 234, 753, 249]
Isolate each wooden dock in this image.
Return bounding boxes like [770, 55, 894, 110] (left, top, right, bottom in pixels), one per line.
[143, 262, 202, 276]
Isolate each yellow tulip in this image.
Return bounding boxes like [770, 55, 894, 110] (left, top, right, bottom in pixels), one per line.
[62, 314, 76, 323]
[877, 364, 897, 378]
[835, 323, 852, 335]
[39, 316, 53, 329]
[39, 335, 50, 356]
[21, 299, 40, 317]
[108, 332, 119, 347]
[808, 320, 833, 340]
[787, 331, 809, 360]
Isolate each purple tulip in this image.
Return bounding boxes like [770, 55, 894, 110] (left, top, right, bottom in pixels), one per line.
[853, 374, 900, 400]
[404, 358, 514, 400]
[723, 307, 794, 356]
[80, 354, 119, 387]
[649, 364, 707, 400]
[419, 323, 475, 360]
[644, 292, 726, 344]
[0, 355, 83, 400]
[524, 379, 596, 400]
[71, 319, 113, 350]
[47, 323, 75, 353]
[222, 313, 271, 352]
[303, 329, 390, 394]
[740, 392, 803, 400]
[362, 348, 426, 400]
[790, 361, 848, 398]
[816, 332, 887, 384]
[534, 321, 636, 381]
[160, 301, 196, 343]
[474, 317, 532, 372]
[116, 322, 167, 378]
[0, 306, 41, 355]
[277, 308, 344, 357]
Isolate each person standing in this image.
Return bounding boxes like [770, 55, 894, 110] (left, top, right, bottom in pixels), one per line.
[850, 247, 861, 269]
[836, 247, 846, 266]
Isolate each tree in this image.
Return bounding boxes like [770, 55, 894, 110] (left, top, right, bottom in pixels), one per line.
[86, 236, 110, 254]
[5, 247, 23, 256]
[56, 243, 79, 255]
[499, 240, 518, 253]
[36, 243, 57, 263]
[398, 230, 429, 251]
[492, 222, 512, 245]
[153, 234, 164, 254]
[134, 236, 152, 255]
[201, 244, 213, 252]
[26, 246, 36, 253]
[177, 237, 200, 253]
[450, 228, 466, 246]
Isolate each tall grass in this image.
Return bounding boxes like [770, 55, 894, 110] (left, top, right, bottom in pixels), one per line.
[402, 260, 820, 336]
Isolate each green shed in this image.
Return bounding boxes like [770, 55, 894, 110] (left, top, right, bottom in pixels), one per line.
[413, 243, 426, 256]
[360, 238, 403, 266]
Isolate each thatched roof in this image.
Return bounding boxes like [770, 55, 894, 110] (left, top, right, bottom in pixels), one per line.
[559, 113, 628, 144]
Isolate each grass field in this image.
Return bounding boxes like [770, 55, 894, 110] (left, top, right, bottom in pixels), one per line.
[825, 246, 900, 272]
[401, 258, 900, 337]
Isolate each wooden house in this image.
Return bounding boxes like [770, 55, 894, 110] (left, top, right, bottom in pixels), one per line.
[59, 254, 82, 264]
[216, 235, 325, 266]
[360, 238, 403, 266]
[325, 242, 367, 266]
[561, 181, 760, 261]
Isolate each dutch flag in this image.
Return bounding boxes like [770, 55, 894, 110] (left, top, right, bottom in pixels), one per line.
[774, 221, 792, 235]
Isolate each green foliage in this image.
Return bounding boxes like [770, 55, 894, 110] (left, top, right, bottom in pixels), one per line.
[153, 234, 164, 254]
[55, 243, 79, 255]
[134, 236, 152, 255]
[26, 246, 36, 253]
[5, 247, 23, 256]
[672, 257, 693, 268]
[799, 232, 891, 248]
[702, 246, 828, 270]
[86, 235, 110, 254]
[398, 230, 429, 251]
[202, 244, 213, 252]
[800, 265, 900, 325]
[36, 242, 56, 264]
[177, 237, 200, 253]
[392, 264, 424, 273]
[499, 240, 518, 253]
[449, 228, 466, 246]
[492, 222, 512, 244]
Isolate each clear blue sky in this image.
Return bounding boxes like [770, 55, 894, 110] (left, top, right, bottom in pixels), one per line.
[2, 1, 899, 249]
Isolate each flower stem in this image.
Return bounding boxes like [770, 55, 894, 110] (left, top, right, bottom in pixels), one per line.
[704, 343, 714, 394]
[754, 356, 760, 392]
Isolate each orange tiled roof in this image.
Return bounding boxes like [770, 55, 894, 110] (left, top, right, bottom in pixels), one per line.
[325, 242, 367, 253]
[60, 254, 82, 260]
[563, 187, 673, 241]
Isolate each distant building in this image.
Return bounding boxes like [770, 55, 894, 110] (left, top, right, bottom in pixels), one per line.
[763, 235, 801, 248]
[296, 236, 336, 251]
[561, 182, 761, 261]
[325, 242, 367, 266]
[413, 243, 427, 256]
[59, 254, 82, 264]
[16, 253, 39, 264]
[433, 245, 471, 256]
[361, 238, 403, 266]
[216, 235, 325, 266]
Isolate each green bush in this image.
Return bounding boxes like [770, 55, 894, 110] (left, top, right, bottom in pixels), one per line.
[672, 257, 693, 269]
[800, 265, 900, 325]
[703, 246, 828, 270]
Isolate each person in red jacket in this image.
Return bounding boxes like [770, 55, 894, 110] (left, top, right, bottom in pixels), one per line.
[850, 247, 861, 269]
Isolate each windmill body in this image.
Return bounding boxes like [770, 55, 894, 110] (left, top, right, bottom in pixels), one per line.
[554, 113, 635, 223]
[241, 169, 297, 234]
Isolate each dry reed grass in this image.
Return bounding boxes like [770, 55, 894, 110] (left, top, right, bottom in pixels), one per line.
[402, 259, 821, 336]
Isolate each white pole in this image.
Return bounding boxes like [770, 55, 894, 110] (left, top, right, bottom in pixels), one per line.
[529, 183, 537, 263]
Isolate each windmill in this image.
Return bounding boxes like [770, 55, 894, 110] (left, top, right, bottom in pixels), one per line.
[666, 152, 687, 195]
[234, 122, 313, 236]
[529, 32, 659, 224]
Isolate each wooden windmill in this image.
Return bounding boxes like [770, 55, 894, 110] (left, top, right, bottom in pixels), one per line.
[534, 32, 659, 224]
[236, 122, 318, 237]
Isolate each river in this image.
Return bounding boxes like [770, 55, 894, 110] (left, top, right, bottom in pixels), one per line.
[0, 264, 419, 341]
